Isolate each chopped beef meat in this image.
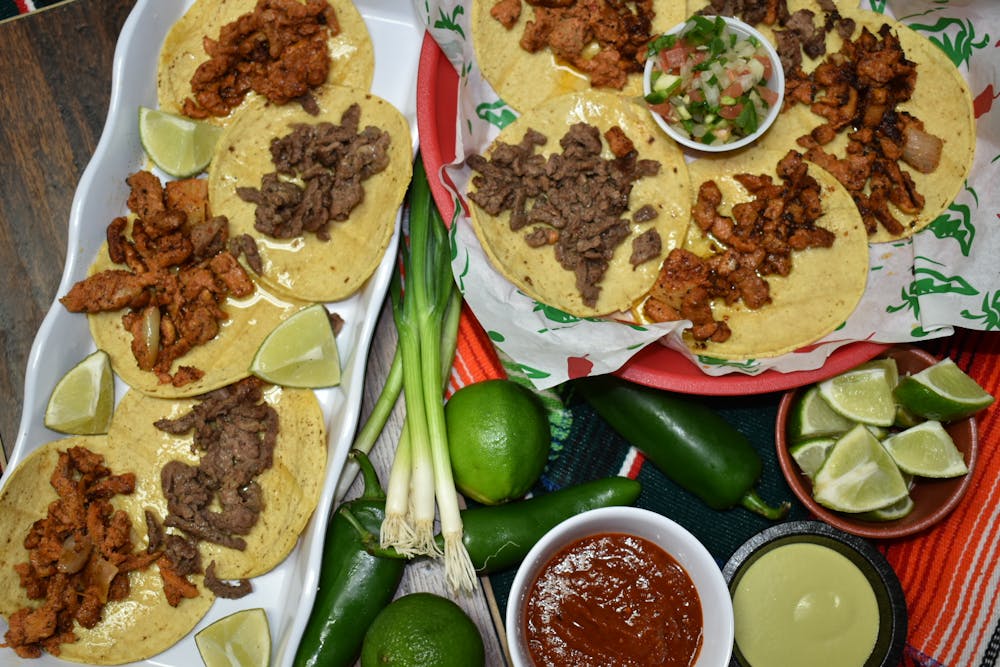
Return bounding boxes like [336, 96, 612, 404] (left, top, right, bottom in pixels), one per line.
[467, 122, 662, 308]
[643, 150, 835, 343]
[204, 561, 253, 599]
[236, 103, 391, 243]
[496, 0, 656, 90]
[182, 0, 339, 119]
[229, 233, 264, 275]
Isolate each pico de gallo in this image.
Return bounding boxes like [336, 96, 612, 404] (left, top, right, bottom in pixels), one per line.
[645, 16, 780, 147]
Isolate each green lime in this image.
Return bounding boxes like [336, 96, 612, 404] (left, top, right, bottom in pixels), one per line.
[44, 350, 115, 435]
[858, 495, 915, 522]
[817, 366, 897, 427]
[881, 420, 969, 478]
[893, 357, 995, 421]
[249, 304, 341, 388]
[788, 386, 855, 442]
[812, 424, 909, 513]
[195, 608, 270, 667]
[138, 106, 223, 178]
[858, 357, 900, 389]
[360, 593, 485, 667]
[789, 437, 836, 480]
[444, 379, 550, 505]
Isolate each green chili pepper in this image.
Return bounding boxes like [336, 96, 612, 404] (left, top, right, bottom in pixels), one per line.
[574, 375, 789, 520]
[293, 451, 405, 667]
[443, 476, 642, 574]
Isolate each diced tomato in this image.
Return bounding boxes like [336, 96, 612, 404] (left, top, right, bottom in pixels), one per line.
[649, 101, 679, 123]
[723, 81, 745, 98]
[755, 55, 773, 80]
[718, 103, 744, 120]
[689, 88, 705, 103]
[658, 44, 689, 73]
[756, 85, 779, 107]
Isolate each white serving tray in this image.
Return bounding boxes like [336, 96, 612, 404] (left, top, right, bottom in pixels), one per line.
[0, 1, 422, 665]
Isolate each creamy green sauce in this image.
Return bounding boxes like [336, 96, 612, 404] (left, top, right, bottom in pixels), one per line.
[733, 542, 879, 667]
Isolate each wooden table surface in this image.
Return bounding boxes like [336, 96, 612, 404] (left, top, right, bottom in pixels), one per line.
[0, 1, 509, 664]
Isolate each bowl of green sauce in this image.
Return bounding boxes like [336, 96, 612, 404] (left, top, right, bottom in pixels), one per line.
[722, 521, 906, 667]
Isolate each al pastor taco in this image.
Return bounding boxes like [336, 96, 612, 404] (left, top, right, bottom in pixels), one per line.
[0, 438, 215, 663]
[208, 85, 413, 303]
[157, 0, 375, 124]
[466, 89, 692, 318]
[472, 0, 687, 113]
[641, 148, 869, 359]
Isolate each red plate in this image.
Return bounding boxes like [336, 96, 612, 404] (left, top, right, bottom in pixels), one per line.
[416, 34, 887, 396]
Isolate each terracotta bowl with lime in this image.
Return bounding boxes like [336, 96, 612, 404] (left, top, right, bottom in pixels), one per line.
[776, 345, 989, 539]
[642, 15, 784, 152]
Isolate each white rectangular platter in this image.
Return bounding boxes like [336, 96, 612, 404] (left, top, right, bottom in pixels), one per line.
[0, 1, 423, 665]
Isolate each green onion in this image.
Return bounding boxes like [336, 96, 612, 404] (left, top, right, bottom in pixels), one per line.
[383, 158, 475, 592]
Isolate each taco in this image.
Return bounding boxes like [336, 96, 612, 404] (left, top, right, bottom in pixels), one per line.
[466, 89, 692, 318]
[747, 5, 975, 242]
[208, 85, 413, 303]
[0, 438, 215, 664]
[641, 148, 869, 360]
[472, 0, 687, 113]
[106, 381, 327, 580]
[157, 0, 375, 124]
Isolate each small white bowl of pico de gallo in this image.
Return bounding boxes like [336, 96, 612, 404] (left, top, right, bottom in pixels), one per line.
[643, 15, 784, 152]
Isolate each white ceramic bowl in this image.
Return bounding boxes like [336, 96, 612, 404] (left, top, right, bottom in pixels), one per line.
[505, 506, 734, 666]
[643, 15, 784, 153]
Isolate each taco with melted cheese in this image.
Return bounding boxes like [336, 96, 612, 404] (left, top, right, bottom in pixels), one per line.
[472, 0, 687, 113]
[208, 84, 413, 303]
[466, 89, 692, 318]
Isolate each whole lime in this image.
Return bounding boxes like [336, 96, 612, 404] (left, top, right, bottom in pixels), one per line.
[444, 379, 550, 505]
[360, 592, 485, 667]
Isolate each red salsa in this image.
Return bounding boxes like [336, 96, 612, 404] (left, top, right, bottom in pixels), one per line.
[523, 532, 703, 666]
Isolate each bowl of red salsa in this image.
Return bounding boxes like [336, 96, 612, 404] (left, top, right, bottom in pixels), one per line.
[504, 506, 734, 667]
[643, 15, 784, 152]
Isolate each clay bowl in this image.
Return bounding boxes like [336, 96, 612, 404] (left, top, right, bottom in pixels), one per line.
[775, 345, 979, 539]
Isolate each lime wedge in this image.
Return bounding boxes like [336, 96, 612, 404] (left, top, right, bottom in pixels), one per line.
[44, 350, 115, 435]
[812, 424, 909, 513]
[817, 367, 897, 427]
[858, 357, 900, 388]
[789, 437, 836, 480]
[195, 608, 270, 667]
[858, 495, 915, 522]
[788, 385, 854, 442]
[881, 420, 969, 478]
[893, 358, 995, 421]
[250, 304, 341, 388]
[138, 106, 222, 178]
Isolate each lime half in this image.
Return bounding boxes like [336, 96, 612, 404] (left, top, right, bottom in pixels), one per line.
[44, 350, 115, 435]
[788, 385, 855, 442]
[138, 106, 223, 178]
[894, 358, 994, 421]
[812, 424, 909, 513]
[250, 304, 341, 388]
[817, 367, 897, 427]
[195, 608, 270, 667]
[881, 420, 969, 478]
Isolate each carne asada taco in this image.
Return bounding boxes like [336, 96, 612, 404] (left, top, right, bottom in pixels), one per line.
[473, 0, 686, 113]
[208, 85, 413, 303]
[466, 89, 691, 318]
[641, 148, 869, 359]
[751, 6, 975, 242]
[157, 0, 374, 124]
[0, 438, 215, 664]
[107, 382, 326, 580]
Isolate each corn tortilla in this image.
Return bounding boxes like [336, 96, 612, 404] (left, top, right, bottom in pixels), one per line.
[208, 85, 413, 303]
[468, 89, 692, 318]
[157, 0, 375, 125]
[0, 437, 215, 665]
